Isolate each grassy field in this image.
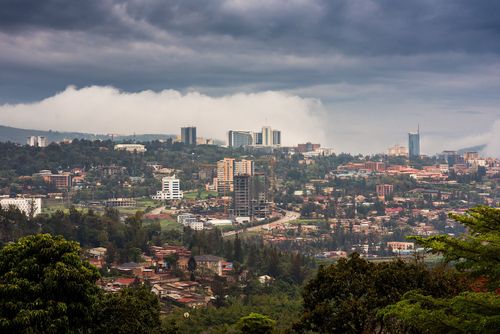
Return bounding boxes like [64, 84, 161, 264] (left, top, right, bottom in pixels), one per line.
[42, 200, 70, 214]
[43, 197, 160, 216]
[183, 190, 218, 200]
[159, 219, 181, 231]
[143, 218, 181, 231]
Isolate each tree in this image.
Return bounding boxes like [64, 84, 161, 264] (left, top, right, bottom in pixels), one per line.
[233, 234, 243, 263]
[236, 313, 275, 334]
[380, 291, 500, 334]
[188, 256, 197, 281]
[379, 206, 500, 333]
[411, 206, 499, 289]
[0, 234, 100, 333]
[293, 253, 465, 333]
[96, 284, 162, 334]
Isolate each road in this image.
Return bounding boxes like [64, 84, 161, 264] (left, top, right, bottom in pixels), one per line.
[222, 210, 300, 238]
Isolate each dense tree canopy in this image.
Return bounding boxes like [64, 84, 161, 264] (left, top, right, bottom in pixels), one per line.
[235, 312, 275, 334]
[96, 284, 162, 334]
[0, 233, 164, 334]
[0, 234, 100, 333]
[412, 206, 500, 289]
[379, 206, 500, 334]
[293, 253, 466, 334]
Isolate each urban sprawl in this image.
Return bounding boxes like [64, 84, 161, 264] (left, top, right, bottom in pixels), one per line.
[1, 125, 498, 311]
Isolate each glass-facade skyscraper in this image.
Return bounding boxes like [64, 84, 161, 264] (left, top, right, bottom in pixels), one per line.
[228, 131, 253, 147]
[272, 130, 281, 146]
[408, 129, 420, 158]
[181, 126, 197, 145]
[227, 126, 281, 148]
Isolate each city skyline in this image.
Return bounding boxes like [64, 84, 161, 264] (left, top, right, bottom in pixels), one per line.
[0, 1, 499, 155]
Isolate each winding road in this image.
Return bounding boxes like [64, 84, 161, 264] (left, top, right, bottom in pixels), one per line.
[222, 210, 300, 237]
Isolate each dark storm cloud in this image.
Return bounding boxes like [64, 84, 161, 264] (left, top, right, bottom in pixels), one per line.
[1, 0, 500, 154]
[2, 0, 500, 55]
[0, 0, 114, 30]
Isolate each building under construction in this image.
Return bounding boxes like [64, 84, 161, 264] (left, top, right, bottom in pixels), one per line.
[233, 173, 270, 220]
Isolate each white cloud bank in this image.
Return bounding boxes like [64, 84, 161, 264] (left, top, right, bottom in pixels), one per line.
[1, 85, 499, 157]
[479, 120, 500, 158]
[0, 86, 327, 146]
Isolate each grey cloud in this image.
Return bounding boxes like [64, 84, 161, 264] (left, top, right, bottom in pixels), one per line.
[2, 1, 500, 55]
[0, 0, 115, 31]
[1, 1, 500, 154]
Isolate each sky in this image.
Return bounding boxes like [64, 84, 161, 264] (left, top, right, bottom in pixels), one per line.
[0, 0, 499, 155]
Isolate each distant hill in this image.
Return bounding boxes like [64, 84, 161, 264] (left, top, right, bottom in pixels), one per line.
[0, 125, 176, 144]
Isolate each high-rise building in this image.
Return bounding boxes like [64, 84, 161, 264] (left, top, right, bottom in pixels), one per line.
[235, 159, 254, 176]
[181, 127, 197, 145]
[228, 131, 253, 147]
[272, 130, 281, 146]
[217, 158, 254, 194]
[261, 126, 272, 146]
[253, 132, 263, 145]
[233, 174, 252, 217]
[227, 126, 280, 147]
[233, 173, 269, 219]
[152, 175, 183, 200]
[408, 127, 420, 158]
[251, 173, 269, 219]
[217, 158, 235, 194]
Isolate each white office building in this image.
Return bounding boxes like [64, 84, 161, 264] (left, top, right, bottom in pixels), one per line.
[0, 197, 42, 216]
[152, 175, 183, 200]
[114, 144, 147, 153]
[27, 136, 49, 147]
[228, 131, 254, 148]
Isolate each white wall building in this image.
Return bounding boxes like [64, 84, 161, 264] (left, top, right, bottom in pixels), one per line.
[152, 175, 183, 200]
[177, 213, 197, 225]
[27, 136, 49, 147]
[0, 197, 42, 216]
[188, 221, 205, 230]
[261, 126, 273, 146]
[114, 144, 147, 153]
[207, 219, 233, 226]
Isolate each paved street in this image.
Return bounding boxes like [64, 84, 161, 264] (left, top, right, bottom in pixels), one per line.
[222, 210, 300, 237]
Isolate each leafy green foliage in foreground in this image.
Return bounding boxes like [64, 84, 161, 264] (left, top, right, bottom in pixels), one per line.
[379, 206, 500, 333]
[162, 286, 301, 334]
[95, 283, 162, 334]
[0, 234, 100, 333]
[236, 313, 275, 334]
[0, 234, 161, 334]
[412, 205, 500, 289]
[380, 291, 500, 334]
[293, 253, 466, 333]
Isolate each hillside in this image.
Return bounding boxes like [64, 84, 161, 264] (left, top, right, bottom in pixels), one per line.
[0, 125, 175, 144]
